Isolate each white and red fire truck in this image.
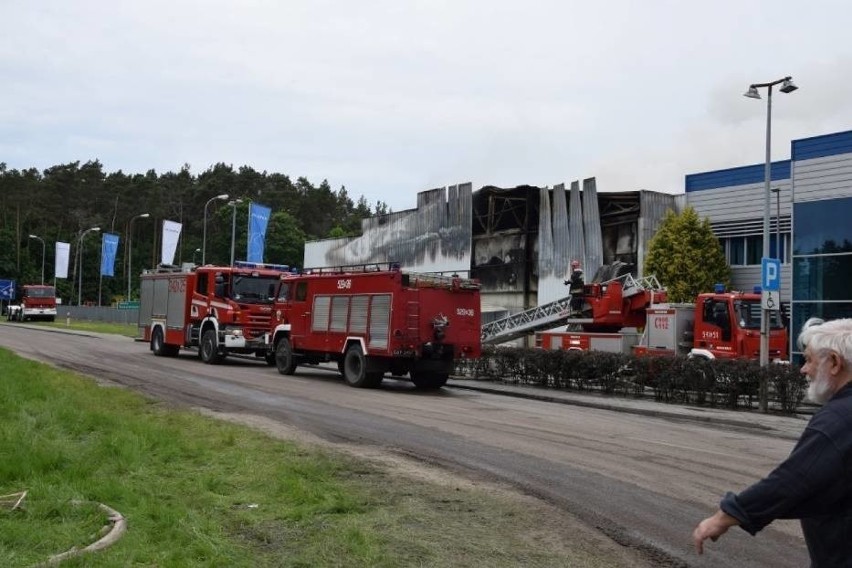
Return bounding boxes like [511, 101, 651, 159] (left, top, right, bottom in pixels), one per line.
[537, 285, 788, 361]
[139, 262, 290, 363]
[6, 284, 58, 322]
[268, 263, 482, 389]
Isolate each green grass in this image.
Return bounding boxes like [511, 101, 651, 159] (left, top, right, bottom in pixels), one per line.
[27, 320, 139, 337]
[0, 347, 628, 567]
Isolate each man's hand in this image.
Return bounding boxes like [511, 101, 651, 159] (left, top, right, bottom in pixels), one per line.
[692, 509, 740, 554]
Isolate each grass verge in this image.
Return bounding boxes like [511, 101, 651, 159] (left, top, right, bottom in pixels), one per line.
[20, 320, 138, 337]
[0, 347, 633, 567]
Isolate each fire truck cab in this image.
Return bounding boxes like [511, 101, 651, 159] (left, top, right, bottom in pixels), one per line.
[634, 290, 788, 360]
[268, 264, 481, 389]
[139, 262, 288, 363]
[7, 284, 57, 322]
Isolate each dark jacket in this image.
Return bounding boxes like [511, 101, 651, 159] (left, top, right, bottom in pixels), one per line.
[720, 383, 852, 567]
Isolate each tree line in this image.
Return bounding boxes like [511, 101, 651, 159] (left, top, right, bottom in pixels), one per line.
[0, 160, 389, 304]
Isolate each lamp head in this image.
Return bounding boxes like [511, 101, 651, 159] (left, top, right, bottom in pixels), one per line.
[28, 234, 38, 239]
[779, 78, 798, 94]
[217, 193, 229, 200]
[743, 86, 761, 99]
[92, 227, 101, 232]
[140, 213, 151, 218]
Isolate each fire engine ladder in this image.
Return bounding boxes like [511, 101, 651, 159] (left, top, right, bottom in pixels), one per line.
[480, 274, 665, 345]
[481, 296, 584, 345]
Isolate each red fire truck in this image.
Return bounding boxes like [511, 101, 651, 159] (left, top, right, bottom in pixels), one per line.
[6, 284, 58, 322]
[268, 264, 482, 389]
[538, 288, 788, 361]
[139, 262, 290, 363]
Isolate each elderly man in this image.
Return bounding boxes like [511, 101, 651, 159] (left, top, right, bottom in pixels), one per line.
[692, 317, 852, 566]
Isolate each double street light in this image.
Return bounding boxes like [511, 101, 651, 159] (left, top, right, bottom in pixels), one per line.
[28, 234, 45, 285]
[202, 194, 229, 265]
[744, 75, 798, 412]
[127, 213, 150, 301]
[77, 227, 101, 306]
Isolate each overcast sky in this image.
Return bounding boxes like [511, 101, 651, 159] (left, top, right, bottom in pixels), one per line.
[3, 0, 851, 211]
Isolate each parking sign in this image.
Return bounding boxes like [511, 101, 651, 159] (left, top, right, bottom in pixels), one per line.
[761, 258, 781, 292]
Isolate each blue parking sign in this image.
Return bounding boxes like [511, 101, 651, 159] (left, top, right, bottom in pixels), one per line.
[761, 258, 781, 292]
[0, 279, 15, 301]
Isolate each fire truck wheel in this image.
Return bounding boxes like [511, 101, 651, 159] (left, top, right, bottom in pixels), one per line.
[343, 345, 371, 388]
[200, 329, 222, 364]
[411, 372, 449, 390]
[275, 338, 298, 375]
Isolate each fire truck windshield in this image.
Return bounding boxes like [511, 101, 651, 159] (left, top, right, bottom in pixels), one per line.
[230, 275, 278, 303]
[736, 300, 784, 330]
[24, 287, 56, 298]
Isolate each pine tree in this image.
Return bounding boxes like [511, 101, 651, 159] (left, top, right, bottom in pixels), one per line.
[645, 207, 730, 303]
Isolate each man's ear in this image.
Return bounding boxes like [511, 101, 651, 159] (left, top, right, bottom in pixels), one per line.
[829, 352, 845, 376]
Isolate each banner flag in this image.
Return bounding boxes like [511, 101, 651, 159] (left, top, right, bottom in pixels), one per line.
[247, 202, 272, 263]
[55, 242, 70, 279]
[100, 233, 120, 277]
[161, 220, 182, 265]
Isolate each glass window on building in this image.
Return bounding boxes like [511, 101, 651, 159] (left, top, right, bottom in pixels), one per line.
[791, 196, 852, 359]
[729, 237, 745, 265]
[745, 235, 763, 265]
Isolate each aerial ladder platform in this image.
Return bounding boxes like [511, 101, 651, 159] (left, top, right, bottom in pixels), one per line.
[480, 273, 664, 345]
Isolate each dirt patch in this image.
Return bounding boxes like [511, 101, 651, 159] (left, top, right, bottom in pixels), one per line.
[198, 408, 653, 567]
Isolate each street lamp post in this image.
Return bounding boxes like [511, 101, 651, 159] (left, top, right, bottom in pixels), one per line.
[28, 234, 45, 284]
[202, 194, 229, 265]
[77, 227, 101, 306]
[127, 213, 151, 300]
[744, 75, 797, 412]
[771, 187, 781, 262]
[228, 199, 244, 267]
[192, 248, 201, 264]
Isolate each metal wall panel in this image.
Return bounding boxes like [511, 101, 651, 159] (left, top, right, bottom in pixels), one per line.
[568, 181, 585, 269]
[687, 179, 792, 221]
[792, 153, 852, 203]
[638, 191, 678, 278]
[536, 184, 571, 304]
[582, 178, 603, 279]
[303, 183, 472, 274]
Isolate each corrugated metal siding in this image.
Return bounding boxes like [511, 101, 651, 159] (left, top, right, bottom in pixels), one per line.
[686, 179, 792, 222]
[568, 181, 585, 268]
[303, 183, 473, 274]
[637, 191, 678, 278]
[582, 178, 603, 278]
[792, 153, 852, 203]
[730, 266, 791, 299]
[536, 184, 571, 304]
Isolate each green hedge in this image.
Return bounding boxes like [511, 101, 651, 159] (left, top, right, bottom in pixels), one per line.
[455, 347, 807, 414]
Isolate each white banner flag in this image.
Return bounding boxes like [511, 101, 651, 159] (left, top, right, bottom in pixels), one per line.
[161, 220, 182, 265]
[55, 242, 70, 279]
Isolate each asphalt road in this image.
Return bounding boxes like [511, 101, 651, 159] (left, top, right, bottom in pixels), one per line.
[0, 324, 809, 567]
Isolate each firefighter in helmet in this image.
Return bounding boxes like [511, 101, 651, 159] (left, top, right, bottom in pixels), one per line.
[565, 260, 585, 312]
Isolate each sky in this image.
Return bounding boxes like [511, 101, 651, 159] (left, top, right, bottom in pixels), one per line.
[3, 0, 852, 212]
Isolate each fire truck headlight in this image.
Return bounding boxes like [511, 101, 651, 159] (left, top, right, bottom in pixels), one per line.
[230, 329, 243, 337]
[275, 310, 282, 320]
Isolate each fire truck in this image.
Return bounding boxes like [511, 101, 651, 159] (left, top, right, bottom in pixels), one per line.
[139, 262, 290, 363]
[536, 285, 789, 361]
[6, 284, 58, 322]
[268, 263, 482, 389]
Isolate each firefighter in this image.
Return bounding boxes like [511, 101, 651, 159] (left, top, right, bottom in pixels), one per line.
[565, 260, 585, 312]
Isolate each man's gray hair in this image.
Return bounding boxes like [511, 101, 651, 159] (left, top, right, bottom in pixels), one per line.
[797, 317, 852, 362]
